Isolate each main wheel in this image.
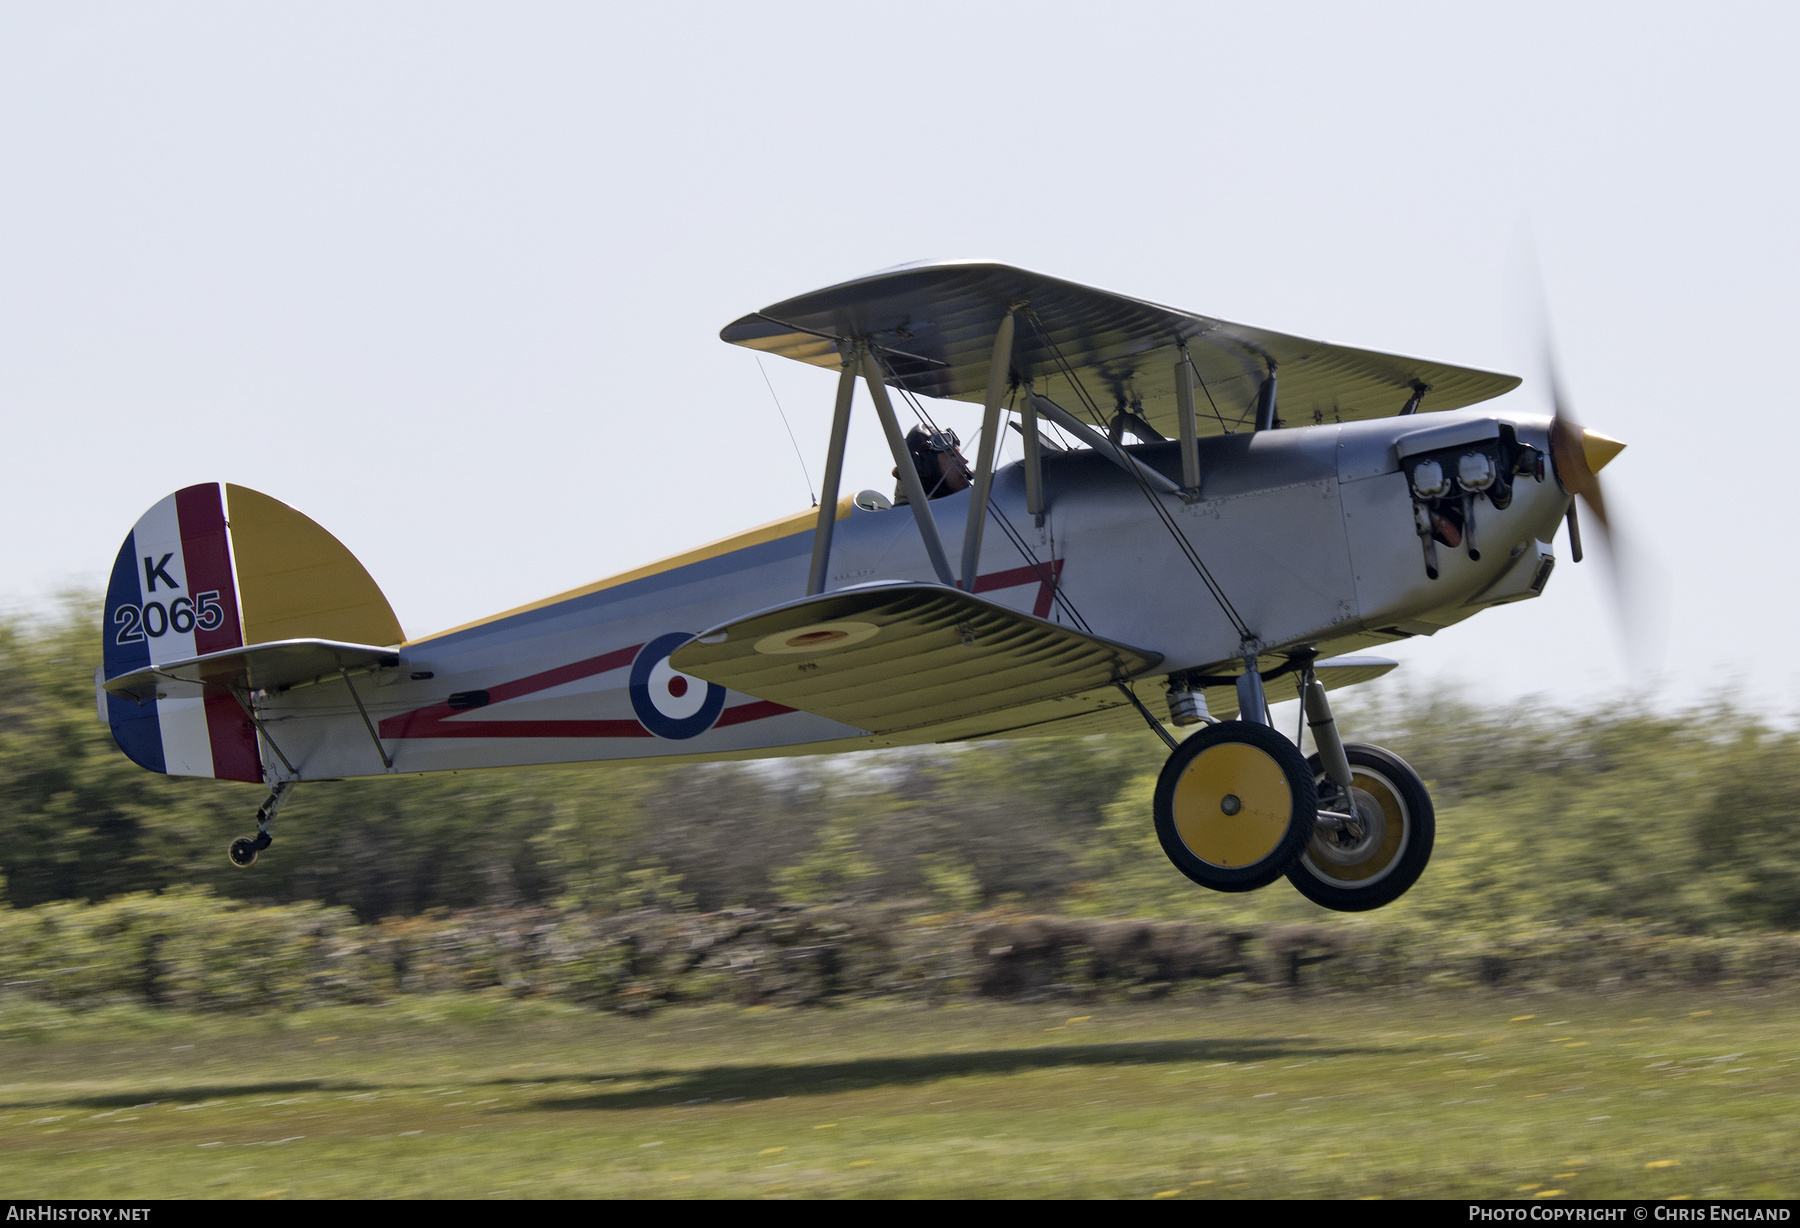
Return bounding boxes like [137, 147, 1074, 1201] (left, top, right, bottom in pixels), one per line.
[1286, 743, 1435, 911]
[227, 836, 260, 868]
[1153, 721, 1318, 892]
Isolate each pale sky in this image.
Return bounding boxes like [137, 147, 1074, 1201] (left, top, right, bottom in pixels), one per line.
[5, 2, 1796, 714]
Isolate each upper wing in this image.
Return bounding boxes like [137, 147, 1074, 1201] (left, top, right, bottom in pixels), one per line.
[669, 582, 1162, 735]
[721, 260, 1519, 438]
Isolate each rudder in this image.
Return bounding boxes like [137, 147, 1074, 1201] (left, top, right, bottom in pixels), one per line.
[100, 483, 402, 781]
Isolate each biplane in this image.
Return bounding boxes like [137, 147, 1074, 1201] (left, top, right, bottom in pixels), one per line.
[96, 261, 1623, 911]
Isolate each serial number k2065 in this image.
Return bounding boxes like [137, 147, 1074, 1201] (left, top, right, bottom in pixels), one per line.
[112, 591, 226, 644]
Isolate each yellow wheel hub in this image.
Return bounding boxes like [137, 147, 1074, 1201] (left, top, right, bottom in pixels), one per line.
[1308, 770, 1406, 883]
[1170, 741, 1293, 868]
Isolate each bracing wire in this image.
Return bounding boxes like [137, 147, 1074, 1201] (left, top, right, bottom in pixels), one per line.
[868, 345, 1100, 635]
[1184, 349, 1235, 435]
[874, 349, 946, 437]
[979, 387, 1093, 633]
[1023, 309, 1251, 640]
[986, 498, 1093, 634]
[870, 344, 1164, 738]
[755, 356, 817, 507]
[874, 355, 1092, 632]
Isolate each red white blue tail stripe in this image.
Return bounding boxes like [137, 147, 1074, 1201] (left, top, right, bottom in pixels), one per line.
[102, 484, 263, 782]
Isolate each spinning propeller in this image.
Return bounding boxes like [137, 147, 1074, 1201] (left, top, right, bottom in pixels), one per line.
[1543, 347, 1625, 564]
[1526, 270, 1652, 665]
[1515, 230, 1626, 573]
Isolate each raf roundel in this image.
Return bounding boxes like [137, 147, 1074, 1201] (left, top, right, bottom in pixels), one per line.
[629, 632, 726, 739]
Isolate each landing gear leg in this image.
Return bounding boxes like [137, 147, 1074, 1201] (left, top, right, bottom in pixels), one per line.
[227, 781, 294, 868]
[1304, 673, 1355, 793]
[1287, 680, 1435, 911]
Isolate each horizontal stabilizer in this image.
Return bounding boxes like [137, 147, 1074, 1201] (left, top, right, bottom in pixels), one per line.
[670, 582, 1162, 735]
[103, 639, 399, 704]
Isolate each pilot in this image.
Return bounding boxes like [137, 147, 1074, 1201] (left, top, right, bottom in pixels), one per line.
[892, 425, 972, 505]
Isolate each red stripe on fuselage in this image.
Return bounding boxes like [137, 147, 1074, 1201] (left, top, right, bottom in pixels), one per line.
[973, 558, 1064, 618]
[176, 483, 261, 782]
[378, 558, 1060, 742]
[380, 643, 649, 739]
[401, 716, 655, 739]
[380, 641, 795, 740]
[714, 699, 796, 726]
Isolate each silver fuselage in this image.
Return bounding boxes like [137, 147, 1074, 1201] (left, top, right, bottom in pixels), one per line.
[253, 409, 1568, 780]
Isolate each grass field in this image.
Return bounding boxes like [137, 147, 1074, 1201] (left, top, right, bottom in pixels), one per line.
[2, 990, 1797, 1199]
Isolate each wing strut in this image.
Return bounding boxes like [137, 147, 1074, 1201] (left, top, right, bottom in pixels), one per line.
[339, 667, 394, 770]
[958, 309, 1017, 592]
[1020, 379, 1046, 518]
[1254, 366, 1279, 431]
[805, 310, 1022, 599]
[805, 353, 859, 596]
[229, 688, 297, 778]
[861, 347, 956, 586]
[1028, 392, 1185, 497]
[1114, 681, 1180, 751]
[1175, 344, 1202, 491]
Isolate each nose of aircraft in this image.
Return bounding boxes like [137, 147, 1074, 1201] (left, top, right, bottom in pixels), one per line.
[1550, 419, 1622, 512]
[1581, 429, 1626, 474]
[1548, 415, 1627, 580]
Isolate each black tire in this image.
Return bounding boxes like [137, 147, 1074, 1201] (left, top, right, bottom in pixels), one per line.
[1153, 721, 1318, 892]
[1286, 743, 1434, 912]
[227, 836, 259, 868]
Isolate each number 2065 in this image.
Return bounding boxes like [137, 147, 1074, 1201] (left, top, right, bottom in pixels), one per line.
[114, 591, 225, 643]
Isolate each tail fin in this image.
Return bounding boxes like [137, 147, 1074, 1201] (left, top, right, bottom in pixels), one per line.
[100, 483, 403, 780]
